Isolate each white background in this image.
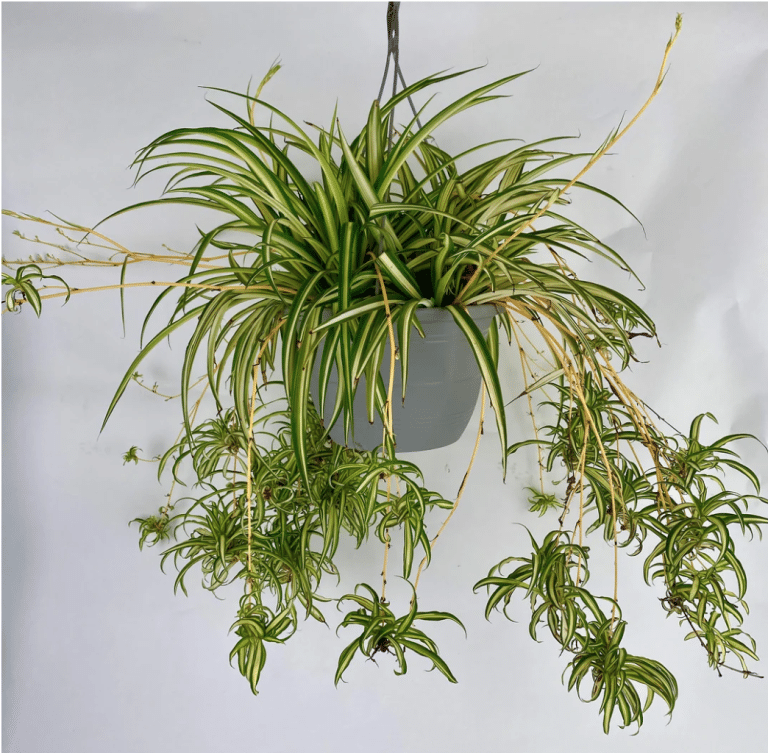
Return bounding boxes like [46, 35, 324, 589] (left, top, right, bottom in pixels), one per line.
[3, 2, 768, 751]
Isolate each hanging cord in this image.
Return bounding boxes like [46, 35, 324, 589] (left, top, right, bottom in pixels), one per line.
[375, 2, 424, 262]
[373, 5, 429, 290]
[377, 2, 424, 149]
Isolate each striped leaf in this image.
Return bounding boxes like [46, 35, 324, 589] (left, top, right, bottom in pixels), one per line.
[446, 305, 507, 477]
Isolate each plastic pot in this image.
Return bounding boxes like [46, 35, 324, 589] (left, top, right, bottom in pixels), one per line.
[311, 305, 498, 452]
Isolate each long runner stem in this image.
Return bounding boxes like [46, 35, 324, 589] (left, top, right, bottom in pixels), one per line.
[372, 256, 397, 602]
[413, 385, 486, 594]
[455, 15, 683, 303]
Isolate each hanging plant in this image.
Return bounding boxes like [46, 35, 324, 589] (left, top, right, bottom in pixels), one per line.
[4, 8, 767, 734]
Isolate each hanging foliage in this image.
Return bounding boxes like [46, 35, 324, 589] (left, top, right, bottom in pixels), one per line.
[4, 12, 767, 734]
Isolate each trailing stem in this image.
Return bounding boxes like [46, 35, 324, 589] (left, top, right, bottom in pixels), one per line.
[455, 14, 683, 302]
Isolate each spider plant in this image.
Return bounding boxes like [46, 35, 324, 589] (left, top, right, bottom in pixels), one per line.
[93, 62, 656, 486]
[4, 15, 768, 733]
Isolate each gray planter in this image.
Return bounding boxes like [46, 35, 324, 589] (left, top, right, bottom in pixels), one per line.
[311, 305, 498, 452]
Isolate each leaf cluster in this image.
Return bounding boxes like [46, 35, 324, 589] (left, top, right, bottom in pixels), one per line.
[93, 67, 656, 497]
[134, 389, 456, 693]
[501, 359, 768, 727]
[2, 263, 70, 316]
[335, 583, 465, 685]
[475, 531, 677, 733]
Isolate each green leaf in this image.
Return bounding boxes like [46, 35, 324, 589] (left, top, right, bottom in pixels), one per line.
[101, 304, 206, 433]
[334, 638, 361, 686]
[397, 300, 423, 403]
[310, 298, 402, 334]
[398, 637, 458, 683]
[119, 255, 129, 337]
[446, 305, 507, 476]
[375, 249, 423, 299]
[376, 70, 533, 196]
[365, 99, 384, 183]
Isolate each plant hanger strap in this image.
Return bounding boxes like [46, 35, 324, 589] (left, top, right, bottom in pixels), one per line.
[377, 1, 423, 148]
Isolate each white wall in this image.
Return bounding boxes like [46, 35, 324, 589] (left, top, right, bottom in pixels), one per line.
[3, 3, 768, 751]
